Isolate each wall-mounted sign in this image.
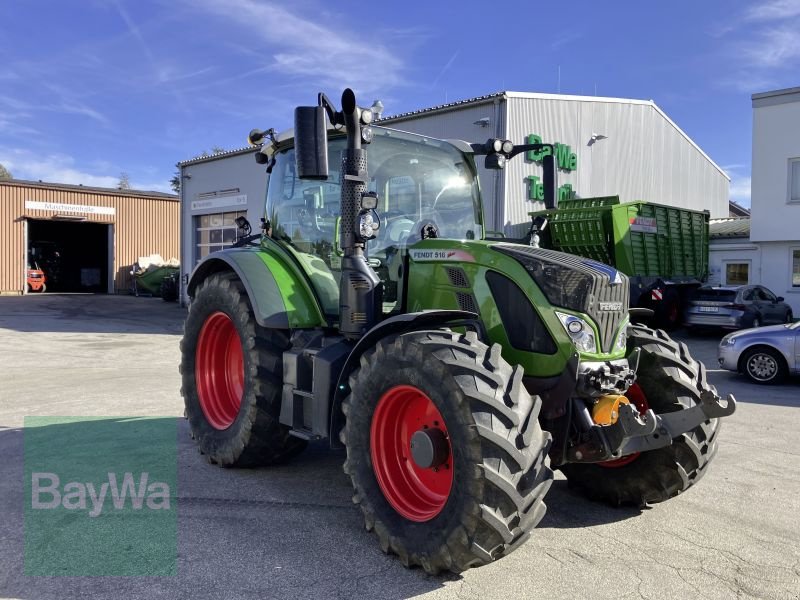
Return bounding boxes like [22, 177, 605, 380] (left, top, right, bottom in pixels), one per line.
[525, 134, 578, 172]
[25, 200, 115, 216]
[190, 194, 247, 211]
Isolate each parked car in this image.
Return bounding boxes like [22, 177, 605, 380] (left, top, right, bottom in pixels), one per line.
[718, 321, 799, 384]
[684, 284, 793, 331]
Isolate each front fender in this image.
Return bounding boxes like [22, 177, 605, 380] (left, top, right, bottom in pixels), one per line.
[187, 248, 327, 329]
[328, 309, 480, 448]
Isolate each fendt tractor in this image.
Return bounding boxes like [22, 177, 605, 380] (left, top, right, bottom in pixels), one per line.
[180, 89, 736, 574]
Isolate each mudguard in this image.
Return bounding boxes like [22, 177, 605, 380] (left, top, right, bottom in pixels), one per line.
[187, 247, 327, 329]
[328, 309, 481, 448]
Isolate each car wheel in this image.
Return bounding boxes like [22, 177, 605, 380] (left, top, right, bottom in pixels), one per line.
[742, 347, 786, 385]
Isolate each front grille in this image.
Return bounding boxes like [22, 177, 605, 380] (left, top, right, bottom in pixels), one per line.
[493, 243, 629, 352]
[446, 267, 470, 288]
[455, 292, 478, 314]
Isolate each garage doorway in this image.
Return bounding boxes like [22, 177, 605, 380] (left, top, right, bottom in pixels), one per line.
[27, 219, 112, 293]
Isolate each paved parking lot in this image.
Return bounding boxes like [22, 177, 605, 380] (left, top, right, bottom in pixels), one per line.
[1, 294, 799, 599]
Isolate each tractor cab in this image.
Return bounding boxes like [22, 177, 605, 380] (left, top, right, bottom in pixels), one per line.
[264, 126, 482, 315]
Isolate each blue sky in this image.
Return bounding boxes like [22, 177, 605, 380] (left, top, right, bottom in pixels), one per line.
[1, 0, 799, 204]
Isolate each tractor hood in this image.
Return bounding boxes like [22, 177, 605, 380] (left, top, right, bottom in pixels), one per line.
[491, 243, 630, 353]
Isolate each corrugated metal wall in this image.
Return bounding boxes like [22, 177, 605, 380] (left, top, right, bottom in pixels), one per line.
[505, 95, 729, 235]
[382, 94, 729, 238]
[1, 181, 179, 293]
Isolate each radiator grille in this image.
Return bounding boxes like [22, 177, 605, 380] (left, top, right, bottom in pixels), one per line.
[445, 267, 470, 288]
[493, 243, 629, 352]
[456, 292, 479, 314]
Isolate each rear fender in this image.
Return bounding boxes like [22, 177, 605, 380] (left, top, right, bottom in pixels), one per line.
[187, 248, 326, 329]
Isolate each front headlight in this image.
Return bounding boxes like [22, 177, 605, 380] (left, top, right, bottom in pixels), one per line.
[614, 323, 628, 351]
[720, 334, 737, 347]
[556, 312, 597, 353]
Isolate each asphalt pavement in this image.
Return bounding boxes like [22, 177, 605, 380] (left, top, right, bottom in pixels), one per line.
[0, 294, 798, 599]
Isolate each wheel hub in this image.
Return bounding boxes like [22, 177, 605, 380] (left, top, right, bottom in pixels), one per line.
[370, 385, 454, 522]
[410, 428, 449, 469]
[195, 311, 244, 430]
[748, 355, 776, 379]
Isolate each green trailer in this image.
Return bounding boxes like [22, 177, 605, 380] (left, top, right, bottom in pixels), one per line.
[532, 196, 709, 328]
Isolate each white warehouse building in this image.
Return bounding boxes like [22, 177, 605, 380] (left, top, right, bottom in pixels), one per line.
[379, 91, 729, 235]
[178, 90, 729, 297]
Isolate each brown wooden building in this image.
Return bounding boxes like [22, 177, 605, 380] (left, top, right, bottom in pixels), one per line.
[1, 179, 179, 295]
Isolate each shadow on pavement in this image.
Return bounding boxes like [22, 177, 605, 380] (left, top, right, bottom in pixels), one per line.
[0, 294, 184, 335]
[0, 417, 650, 600]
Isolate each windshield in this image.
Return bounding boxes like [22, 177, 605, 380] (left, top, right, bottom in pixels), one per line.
[266, 127, 482, 249]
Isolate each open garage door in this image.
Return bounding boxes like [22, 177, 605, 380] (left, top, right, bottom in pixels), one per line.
[27, 219, 111, 293]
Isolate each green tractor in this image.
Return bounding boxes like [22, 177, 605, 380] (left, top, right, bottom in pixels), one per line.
[180, 88, 736, 574]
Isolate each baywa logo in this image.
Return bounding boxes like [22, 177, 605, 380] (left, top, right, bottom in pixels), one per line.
[31, 472, 171, 518]
[25, 416, 177, 576]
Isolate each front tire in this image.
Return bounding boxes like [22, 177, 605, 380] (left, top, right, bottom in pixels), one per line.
[180, 273, 306, 466]
[561, 325, 721, 506]
[741, 346, 786, 385]
[341, 330, 553, 574]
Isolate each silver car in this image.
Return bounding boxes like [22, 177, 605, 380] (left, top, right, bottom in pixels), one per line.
[718, 321, 800, 384]
[685, 284, 794, 331]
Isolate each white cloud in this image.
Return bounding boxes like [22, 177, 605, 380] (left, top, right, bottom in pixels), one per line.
[739, 24, 800, 68]
[0, 147, 172, 193]
[190, 0, 405, 95]
[744, 0, 800, 21]
[729, 175, 751, 205]
[715, 1, 800, 91]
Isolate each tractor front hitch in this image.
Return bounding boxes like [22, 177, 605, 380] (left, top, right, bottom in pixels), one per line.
[566, 390, 736, 463]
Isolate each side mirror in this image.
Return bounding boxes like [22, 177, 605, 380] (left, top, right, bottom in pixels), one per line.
[542, 153, 558, 210]
[294, 106, 328, 180]
[776, 296, 784, 302]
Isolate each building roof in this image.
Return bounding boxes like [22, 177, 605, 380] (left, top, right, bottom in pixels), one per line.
[752, 86, 800, 108]
[378, 90, 729, 180]
[728, 200, 751, 217]
[0, 178, 178, 201]
[178, 146, 258, 167]
[709, 217, 750, 238]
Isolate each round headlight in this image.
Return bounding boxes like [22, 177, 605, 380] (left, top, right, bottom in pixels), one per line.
[567, 320, 583, 333]
[492, 139, 503, 153]
[501, 140, 514, 154]
[360, 108, 374, 124]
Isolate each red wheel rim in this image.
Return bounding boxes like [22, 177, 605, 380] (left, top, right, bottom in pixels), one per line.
[195, 311, 244, 430]
[598, 383, 649, 468]
[370, 385, 454, 522]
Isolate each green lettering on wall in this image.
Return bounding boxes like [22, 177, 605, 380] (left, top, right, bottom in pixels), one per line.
[526, 133, 578, 172]
[527, 176, 576, 202]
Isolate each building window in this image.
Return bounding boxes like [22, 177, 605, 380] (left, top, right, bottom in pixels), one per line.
[724, 262, 749, 285]
[195, 210, 247, 263]
[792, 249, 800, 287]
[790, 158, 800, 203]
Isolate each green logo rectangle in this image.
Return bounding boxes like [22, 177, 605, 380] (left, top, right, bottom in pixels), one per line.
[24, 417, 177, 576]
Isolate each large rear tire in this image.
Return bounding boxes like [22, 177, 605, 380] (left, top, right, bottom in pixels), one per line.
[341, 329, 553, 574]
[561, 324, 721, 506]
[180, 272, 306, 466]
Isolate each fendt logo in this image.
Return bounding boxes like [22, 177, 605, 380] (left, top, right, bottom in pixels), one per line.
[598, 302, 624, 311]
[31, 472, 171, 518]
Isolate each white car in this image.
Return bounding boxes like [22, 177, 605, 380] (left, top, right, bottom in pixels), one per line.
[718, 321, 800, 384]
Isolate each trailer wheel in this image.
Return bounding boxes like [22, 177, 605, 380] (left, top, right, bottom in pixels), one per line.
[180, 272, 306, 466]
[341, 329, 553, 574]
[561, 324, 721, 506]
